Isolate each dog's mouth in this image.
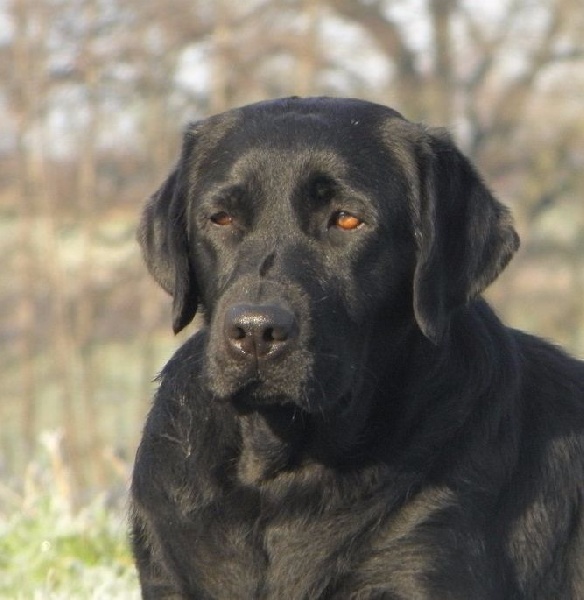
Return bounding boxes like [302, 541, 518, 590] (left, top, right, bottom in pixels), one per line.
[227, 379, 293, 409]
[230, 391, 307, 426]
[214, 365, 356, 419]
[205, 328, 359, 415]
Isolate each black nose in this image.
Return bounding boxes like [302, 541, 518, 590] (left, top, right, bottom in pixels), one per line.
[224, 303, 297, 361]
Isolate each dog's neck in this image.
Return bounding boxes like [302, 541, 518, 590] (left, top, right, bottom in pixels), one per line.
[235, 400, 377, 486]
[236, 405, 306, 485]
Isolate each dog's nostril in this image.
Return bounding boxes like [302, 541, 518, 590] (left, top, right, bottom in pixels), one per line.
[267, 326, 291, 343]
[224, 303, 297, 360]
[263, 326, 288, 342]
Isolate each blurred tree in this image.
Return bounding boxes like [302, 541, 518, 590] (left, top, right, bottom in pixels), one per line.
[12, 0, 39, 460]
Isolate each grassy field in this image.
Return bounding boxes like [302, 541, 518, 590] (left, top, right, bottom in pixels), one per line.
[0, 433, 140, 599]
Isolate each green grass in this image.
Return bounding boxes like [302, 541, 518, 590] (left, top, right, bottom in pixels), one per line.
[0, 433, 139, 599]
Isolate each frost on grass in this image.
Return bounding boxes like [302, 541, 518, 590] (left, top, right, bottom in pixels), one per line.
[0, 431, 139, 599]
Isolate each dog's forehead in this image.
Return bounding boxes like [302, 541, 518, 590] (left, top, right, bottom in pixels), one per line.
[229, 98, 402, 146]
[190, 98, 414, 186]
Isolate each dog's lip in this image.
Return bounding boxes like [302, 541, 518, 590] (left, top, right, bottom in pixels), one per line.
[227, 381, 353, 416]
[229, 383, 302, 412]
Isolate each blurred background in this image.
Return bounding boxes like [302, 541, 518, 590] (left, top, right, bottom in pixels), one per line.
[1, 0, 583, 506]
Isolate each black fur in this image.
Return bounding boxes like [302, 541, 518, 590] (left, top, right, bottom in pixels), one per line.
[131, 97, 584, 599]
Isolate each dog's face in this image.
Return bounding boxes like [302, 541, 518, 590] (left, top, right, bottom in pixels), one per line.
[139, 98, 519, 414]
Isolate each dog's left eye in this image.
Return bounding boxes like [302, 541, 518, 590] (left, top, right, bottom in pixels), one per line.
[330, 211, 363, 231]
[210, 211, 233, 226]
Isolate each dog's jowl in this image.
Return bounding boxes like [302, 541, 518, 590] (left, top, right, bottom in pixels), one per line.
[131, 97, 584, 599]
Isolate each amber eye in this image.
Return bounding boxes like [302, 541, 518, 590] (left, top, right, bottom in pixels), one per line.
[210, 211, 233, 226]
[332, 211, 363, 231]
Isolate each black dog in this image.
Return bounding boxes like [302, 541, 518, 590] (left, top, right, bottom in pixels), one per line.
[131, 97, 584, 599]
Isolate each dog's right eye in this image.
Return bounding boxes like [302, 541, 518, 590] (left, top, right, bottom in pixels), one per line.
[210, 211, 233, 226]
[330, 211, 364, 231]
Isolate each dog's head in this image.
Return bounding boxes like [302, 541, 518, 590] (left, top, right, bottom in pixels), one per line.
[139, 97, 518, 413]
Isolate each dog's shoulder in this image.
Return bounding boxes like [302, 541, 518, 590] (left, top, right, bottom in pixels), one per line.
[158, 329, 208, 389]
[513, 329, 584, 422]
[139, 331, 209, 440]
[500, 331, 584, 597]
[508, 329, 584, 515]
[507, 329, 584, 487]
[136, 328, 238, 485]
[133, 330, 244, 530]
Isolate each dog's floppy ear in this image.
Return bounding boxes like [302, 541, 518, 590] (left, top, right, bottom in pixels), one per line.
[412, 129, 520, 344]
[138, 130, 198, 334]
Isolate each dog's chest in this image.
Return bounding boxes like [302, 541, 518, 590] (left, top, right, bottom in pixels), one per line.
[260, 516, 358, 598]
[195, 424, 469, 597]
[198, 509, 365, 598]
[193, 498, 443, 600]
